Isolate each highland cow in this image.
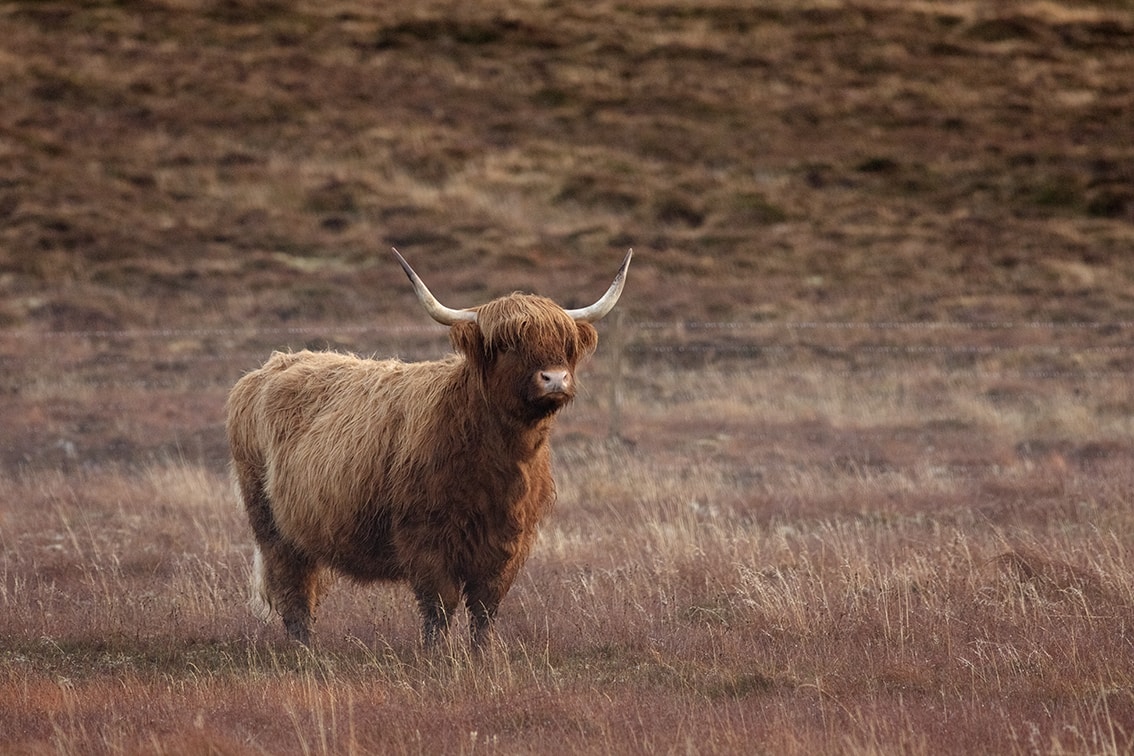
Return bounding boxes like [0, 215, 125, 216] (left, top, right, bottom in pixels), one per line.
[226, 249, 631, 647]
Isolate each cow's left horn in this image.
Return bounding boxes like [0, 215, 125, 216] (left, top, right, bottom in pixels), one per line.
[392, 248, 478, 325]
[564, 249, 633, 323]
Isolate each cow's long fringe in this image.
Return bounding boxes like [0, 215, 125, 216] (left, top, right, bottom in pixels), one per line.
[249, 546, 274, 623]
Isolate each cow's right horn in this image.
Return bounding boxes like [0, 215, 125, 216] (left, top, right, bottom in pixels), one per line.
[564, 249, 633, 323]
[392, 248, 478, 325]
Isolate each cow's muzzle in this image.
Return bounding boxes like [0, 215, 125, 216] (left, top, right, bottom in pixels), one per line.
[536, 369, 571, 397]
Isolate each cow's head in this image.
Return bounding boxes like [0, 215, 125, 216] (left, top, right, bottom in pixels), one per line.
[393, 249, 631, 423]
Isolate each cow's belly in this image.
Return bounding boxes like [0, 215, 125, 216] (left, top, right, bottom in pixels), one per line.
[269, 483, 406, 582]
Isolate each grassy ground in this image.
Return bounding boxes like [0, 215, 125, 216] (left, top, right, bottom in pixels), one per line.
[3, 362, 1134, 753]
[3, 0, 1134, 752]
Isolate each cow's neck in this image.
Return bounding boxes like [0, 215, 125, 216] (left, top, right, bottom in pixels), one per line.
[451, 365, 556, 463]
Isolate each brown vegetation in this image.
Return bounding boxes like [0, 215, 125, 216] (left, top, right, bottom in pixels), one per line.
[2, 0, 1134, 752]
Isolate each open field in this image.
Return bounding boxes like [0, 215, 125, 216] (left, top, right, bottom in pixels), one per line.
[3, 0, 1134, 752]
[4, 343, 1134, 753]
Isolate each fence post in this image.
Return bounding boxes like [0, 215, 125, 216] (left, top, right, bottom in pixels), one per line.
[607, 310, 625, 440]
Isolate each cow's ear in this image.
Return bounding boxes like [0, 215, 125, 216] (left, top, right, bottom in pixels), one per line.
[575, 322, 599, 359]
[450, 321, 487, 364]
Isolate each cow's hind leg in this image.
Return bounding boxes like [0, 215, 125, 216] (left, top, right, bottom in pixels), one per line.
[235, 467, 321, 644]
[256, 540, 321, 645]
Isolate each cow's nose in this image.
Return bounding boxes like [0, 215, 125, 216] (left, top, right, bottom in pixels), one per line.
[538, 369, 571, 394]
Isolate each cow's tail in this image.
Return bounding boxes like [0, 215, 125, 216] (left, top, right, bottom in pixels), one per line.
[249, 546, 274, 623]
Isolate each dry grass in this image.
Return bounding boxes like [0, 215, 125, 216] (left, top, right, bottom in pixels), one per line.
[4, 355, 1134, 754]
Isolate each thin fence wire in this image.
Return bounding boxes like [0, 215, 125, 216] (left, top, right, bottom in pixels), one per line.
[4, 319, 1134, 339]
[3, 318, 1131, 380]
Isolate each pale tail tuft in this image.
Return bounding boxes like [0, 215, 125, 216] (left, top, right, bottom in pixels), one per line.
[249, 546, 274, 623]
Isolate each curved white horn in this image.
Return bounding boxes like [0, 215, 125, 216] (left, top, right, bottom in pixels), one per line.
[391, 248, 477, 325]
[564, 249, 633, 323]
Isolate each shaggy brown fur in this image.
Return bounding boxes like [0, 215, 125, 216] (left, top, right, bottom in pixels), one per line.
[226, 294, 599, 647]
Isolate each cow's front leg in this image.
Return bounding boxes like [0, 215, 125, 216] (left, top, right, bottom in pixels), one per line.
[413, 581, 460, 648]
[464, 578, 510, 650]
